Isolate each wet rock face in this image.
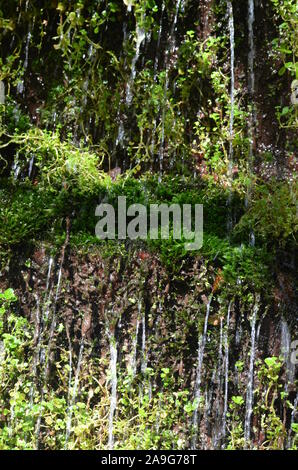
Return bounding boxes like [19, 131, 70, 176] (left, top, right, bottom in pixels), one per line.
[108, 167, 122, 181]
[197, 0, 214, 41]
[1, 245, 296, 449]
[0, 0, 297, 451]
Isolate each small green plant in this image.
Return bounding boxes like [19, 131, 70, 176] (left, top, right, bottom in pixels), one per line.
[255, 357, 287, 450]
[226, 395, 245, 449]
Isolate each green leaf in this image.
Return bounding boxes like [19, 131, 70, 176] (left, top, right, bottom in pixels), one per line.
[232, 396, 244, 406]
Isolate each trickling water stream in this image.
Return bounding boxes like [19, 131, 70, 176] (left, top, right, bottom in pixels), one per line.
[247, 0, 256, 247]
[244, 295, 260, 446]
[227, 0, 235, 234]
[126, 25, 146, 106]
[221, 301, 232, 445]
[158, 0, 181, 180]
[108, 332, 118, 449]
[281, 319, 296, 391]
[29, 294, 40, 409]
[0, 80, 5, 105]
[141, 308, 147, 375]
[212, 316, 223, 449]
[44, 263, 62, 380]
[191, 295, 212, 449]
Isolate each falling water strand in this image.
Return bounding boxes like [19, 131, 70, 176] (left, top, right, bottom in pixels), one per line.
[154, 2, 165, 76]
[228, 0, 235, 157]
[44, 218, 70, 380]
[150, 2, 165, 167]
[218, 317, 224, 389]
[130, 319, 139, 378]
[227, 0, 235, 234]
[28, 155, 34, 178]
[67, 337, 72, 419]
[158, 98, 167, 181]
[46, 257, 53, 291]
[159, 0, 181, 180]
[23, 29, 31, 71]
[281, 319, 295, 392]
[17, 26, 31, 95]
[244, 295, 259, 446]
[34, 256, 55, 448]
[40, 255, 54, 361]
[44, 264, 62, 380]
[35, 262, 63, 448]
[191, 296, 212, 449]
[247, 0, 256, 247]
[256, 318, 262, 344]
[125, 0, 133, 13]
[126, 24, 146, 106]
[141, 316, 146, 373]
[212, 317, 224, 449]
[170, 0, 181, 47]
[0, 80, 5, 105]
[235, 316, 243, 346]
[116, 121, 125, 149]
[248, 0, 255, 99]
[202, 387, 210, 449]
[140, 302, 147, 374]
[65, 340, 84, 448]
[115, 22, 128, 155]
[221, 301, 232, 445]
[12, 152, 21, 180]
[28, 294, 41, 415]
[44, 260, 54, 321]
[108, 333, 118, 449]
[207, 368, 217, 448]
[36, 221, 70, 448]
